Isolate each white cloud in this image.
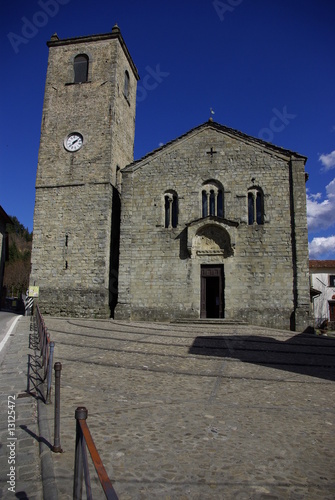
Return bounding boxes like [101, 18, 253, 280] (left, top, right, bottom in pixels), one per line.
[307, 178, 335, 232]
[319, 150, 335, 171]
[307, 192, 322, 201]
[309, 236, 335, 259]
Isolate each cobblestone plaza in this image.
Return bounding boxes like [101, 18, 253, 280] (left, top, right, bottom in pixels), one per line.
[1, 315, 333, 499]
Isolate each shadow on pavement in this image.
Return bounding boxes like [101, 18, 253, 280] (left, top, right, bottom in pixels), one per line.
[20, 424, 53, 451]
[25, 330, 46, 402]
[189, 332, 335, 381]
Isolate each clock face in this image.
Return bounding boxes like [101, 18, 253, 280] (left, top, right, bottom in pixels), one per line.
[64, 132, 83, 152]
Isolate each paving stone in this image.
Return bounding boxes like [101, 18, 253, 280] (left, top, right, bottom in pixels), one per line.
[1, 315, 335, 499]
[41, 317, 335, 499]
[0, 316, 43, 500]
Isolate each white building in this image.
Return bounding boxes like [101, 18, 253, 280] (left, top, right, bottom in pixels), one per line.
[310, 260, 335, 329]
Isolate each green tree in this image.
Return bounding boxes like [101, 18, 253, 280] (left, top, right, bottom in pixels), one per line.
[6, 216, 32, 242]
[3, 215, 32, 298]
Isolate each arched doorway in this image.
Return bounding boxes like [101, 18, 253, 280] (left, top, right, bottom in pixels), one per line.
[186, 218, 237, 320]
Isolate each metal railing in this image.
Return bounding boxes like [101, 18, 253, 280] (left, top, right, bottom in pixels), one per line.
[52, 362, 63, 453]
[34, 306, 62, 451]
[74, 407, 118, 500]
[33, 309, 117, 495]
[35, 304, 55, 403]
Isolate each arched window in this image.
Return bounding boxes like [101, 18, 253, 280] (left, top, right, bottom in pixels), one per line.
[217, 190, 223, 218]
[124, 70, 130, 98]
[201, 181, 224, 218]
[210, 190, 215, 216]
[248, 188, 264, 225]
[256, 192, 263, 224]
[74, 54, 89, 83]
[202, 191, 208, 218]
[164, 191, 178, 228]
[248, 192, 254, 225]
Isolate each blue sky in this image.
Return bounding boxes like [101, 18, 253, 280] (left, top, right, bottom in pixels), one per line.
[1, 0, 335, 259]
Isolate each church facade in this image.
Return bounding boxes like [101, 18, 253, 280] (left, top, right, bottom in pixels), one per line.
[30, 28, 311, 331]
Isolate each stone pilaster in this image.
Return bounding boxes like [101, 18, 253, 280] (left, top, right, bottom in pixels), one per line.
[289, 156, 312, 331]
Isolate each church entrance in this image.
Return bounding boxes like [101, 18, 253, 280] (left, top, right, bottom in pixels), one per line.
[200, 265, 225, 318]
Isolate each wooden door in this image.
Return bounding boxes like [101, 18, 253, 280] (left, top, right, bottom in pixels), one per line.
[201, 265, 224, 318]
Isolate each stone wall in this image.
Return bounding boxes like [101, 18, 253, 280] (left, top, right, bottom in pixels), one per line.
[31, 183, 114, 317]
[30, 30, 138, 317]
[115, 123, 311, 331]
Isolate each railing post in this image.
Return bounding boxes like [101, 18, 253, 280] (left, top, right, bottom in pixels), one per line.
[39, 321, 45, 360]
[43, 331, 50, 372]
[46, 341, 55, 403]
[52, 362, 63, 453]
[74, 407, 88, 500]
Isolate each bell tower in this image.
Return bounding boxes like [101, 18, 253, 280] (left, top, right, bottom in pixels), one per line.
[30, 26, 139, 317]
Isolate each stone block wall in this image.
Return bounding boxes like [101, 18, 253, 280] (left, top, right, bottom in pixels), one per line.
[115, 124, 311, 330]
[31, 183, 115, 317]
[30, 30, 138, 317]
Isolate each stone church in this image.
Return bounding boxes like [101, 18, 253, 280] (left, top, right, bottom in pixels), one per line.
[30, 27, 311, 331]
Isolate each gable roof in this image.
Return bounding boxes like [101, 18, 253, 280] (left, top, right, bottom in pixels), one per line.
[309, 260, 335, 269]
[124, 120, 307, 173]
[0, 205, 12, 226]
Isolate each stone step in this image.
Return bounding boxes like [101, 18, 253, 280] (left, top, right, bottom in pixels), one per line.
[171, 318, 248, 326]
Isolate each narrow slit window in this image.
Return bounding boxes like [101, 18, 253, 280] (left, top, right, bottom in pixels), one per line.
[248, 192, 255, 225]
[124, 70, 130, 98]
[164, 196, 170, 228]
[256, 192, 263, 225]
[209, 190, 215, 216]
[172, 196, 178, 228]
[202, 191, 208, 217]
[217, 190, 223, 218]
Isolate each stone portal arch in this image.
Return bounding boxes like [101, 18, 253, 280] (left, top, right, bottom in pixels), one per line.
[192, 224, 233, 258]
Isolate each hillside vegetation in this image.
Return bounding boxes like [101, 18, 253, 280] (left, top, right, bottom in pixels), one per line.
[3, 216, 32, 297]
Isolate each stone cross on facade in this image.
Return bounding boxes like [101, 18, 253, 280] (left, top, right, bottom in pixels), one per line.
[206, 147, 217, 161]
